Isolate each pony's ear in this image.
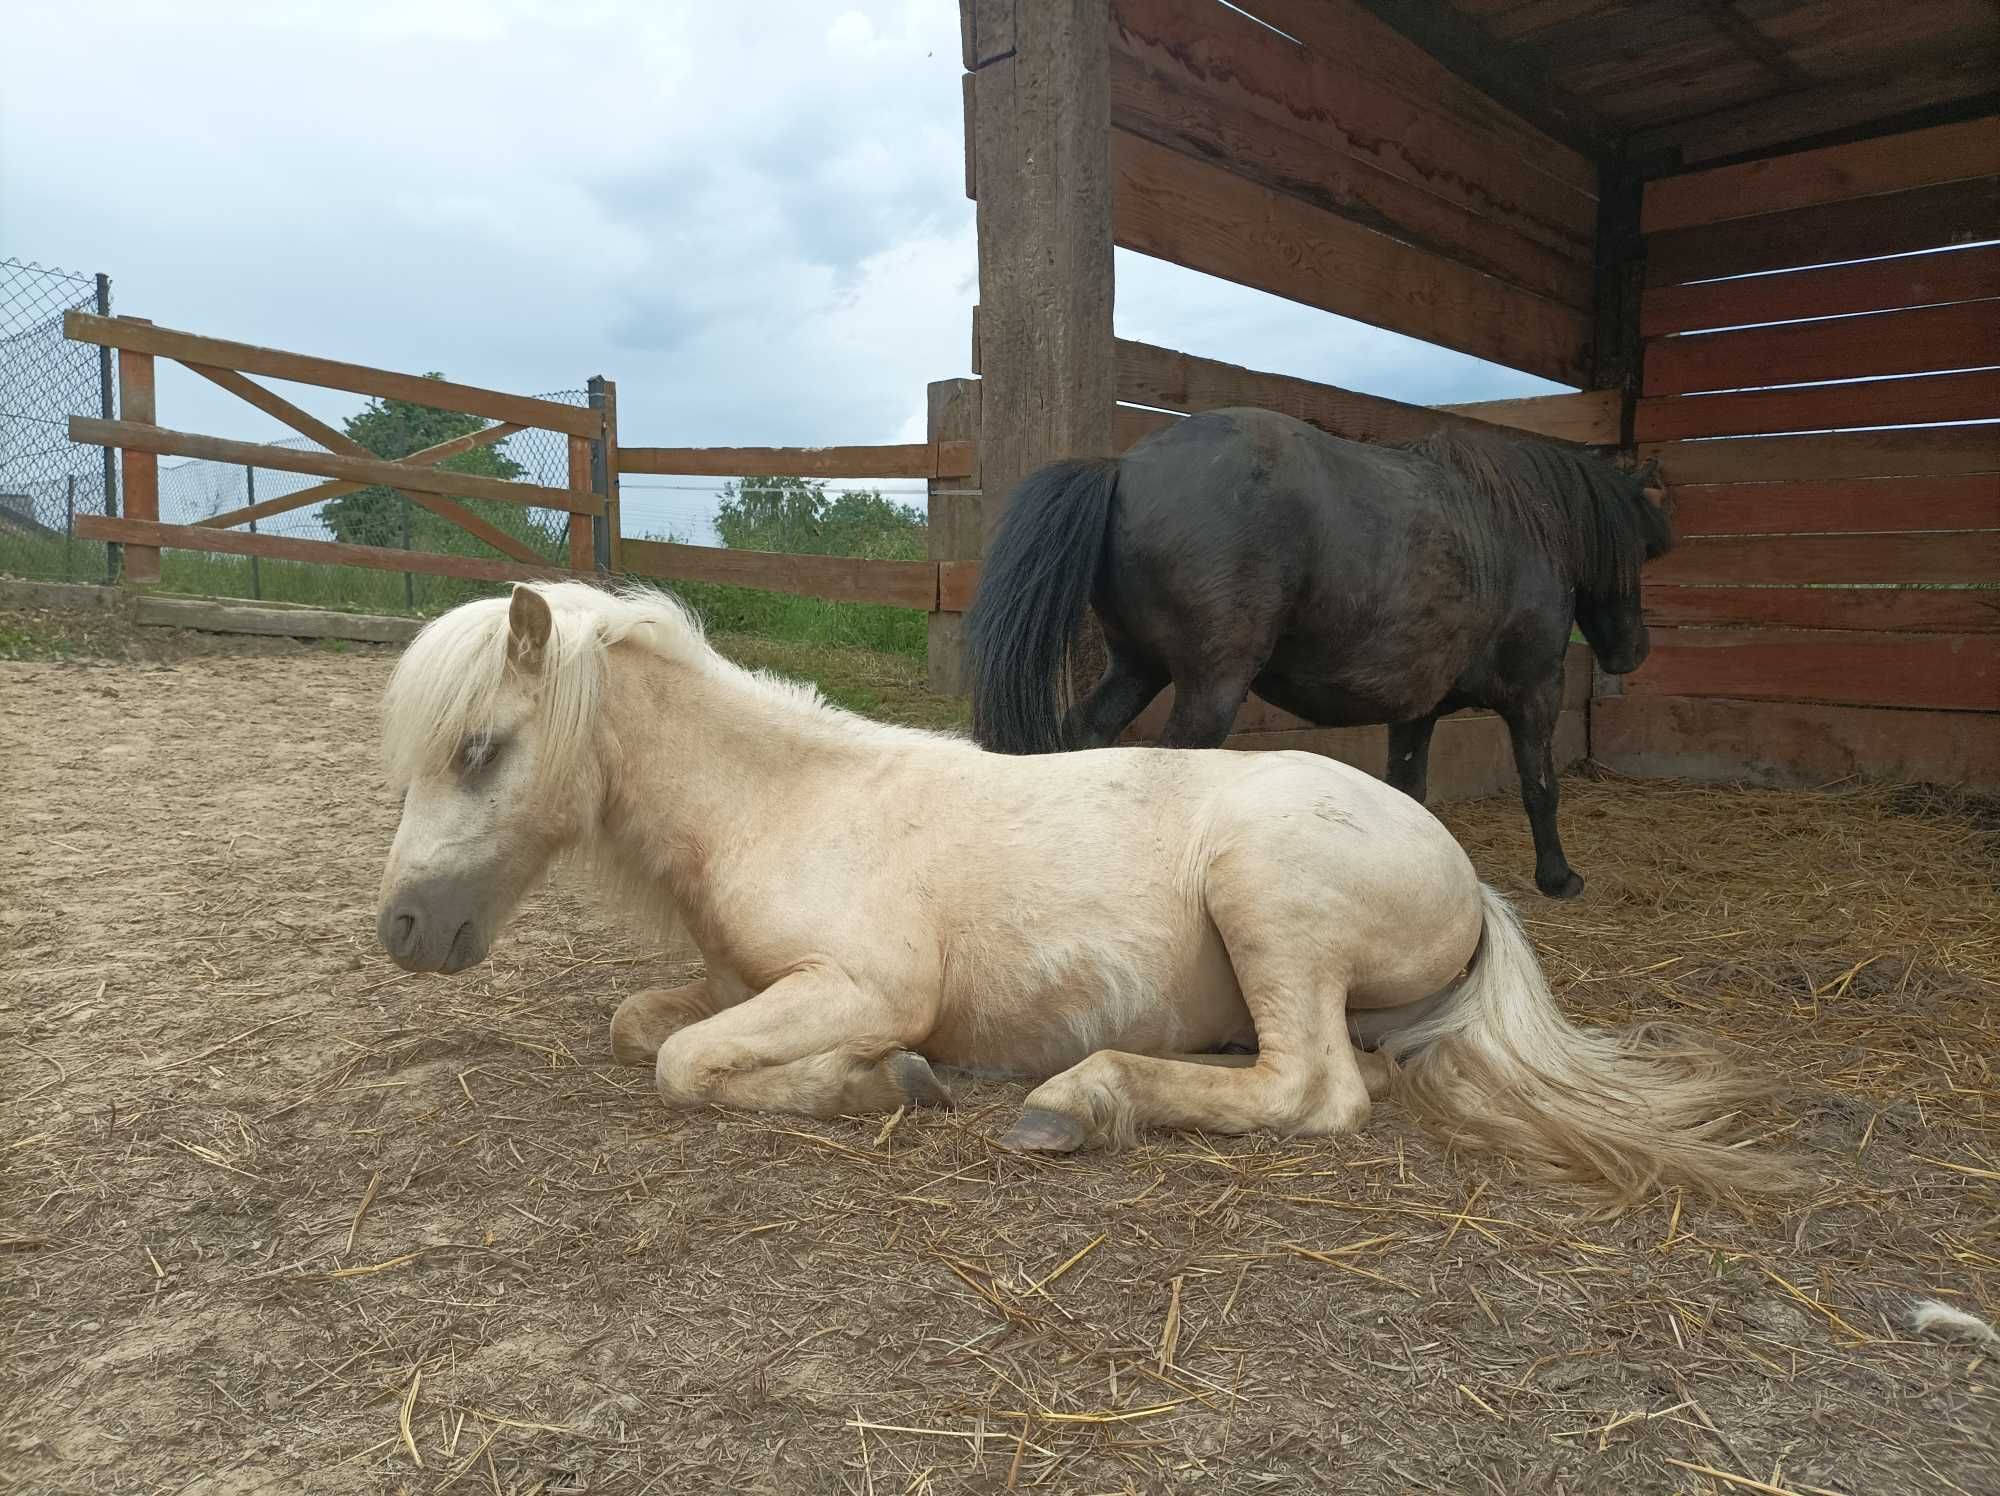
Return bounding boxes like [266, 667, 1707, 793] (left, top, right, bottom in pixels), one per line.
[507, 585, 553, 670]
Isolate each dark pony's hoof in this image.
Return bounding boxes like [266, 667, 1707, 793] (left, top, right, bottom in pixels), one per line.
[1538, 870, 1586, 899]
[998, 1107, 1089, 1153]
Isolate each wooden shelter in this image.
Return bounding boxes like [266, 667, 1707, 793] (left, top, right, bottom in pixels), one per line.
[944, 0, 1998, 790]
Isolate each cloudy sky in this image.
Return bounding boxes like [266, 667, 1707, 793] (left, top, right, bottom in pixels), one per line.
[6, 0, 1568, 535]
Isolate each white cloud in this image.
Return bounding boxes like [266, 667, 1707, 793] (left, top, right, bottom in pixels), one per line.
[4, 0, 1566, 498]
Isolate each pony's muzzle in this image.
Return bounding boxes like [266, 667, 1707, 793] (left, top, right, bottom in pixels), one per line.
[377, 893, 487, 974]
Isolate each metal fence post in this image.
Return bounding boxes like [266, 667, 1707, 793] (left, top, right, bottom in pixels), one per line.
[64, 474, 76, 579]
[245, 466, 262, 600]
[96, 272, 118, 581]
[401, 493, 415, 610]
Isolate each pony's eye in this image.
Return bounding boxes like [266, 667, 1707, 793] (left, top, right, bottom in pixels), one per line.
[460, 735, 504, 773]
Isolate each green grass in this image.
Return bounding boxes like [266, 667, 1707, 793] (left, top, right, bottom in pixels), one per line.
[3, 530, 931, 661]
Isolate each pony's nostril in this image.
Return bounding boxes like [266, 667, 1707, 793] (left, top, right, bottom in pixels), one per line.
[392, 913, 416, 951]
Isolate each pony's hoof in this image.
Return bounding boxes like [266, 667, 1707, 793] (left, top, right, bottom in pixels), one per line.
[1538, 870, 1586, 899]
[999, 1107, 1088, 1153]
[889, 1051, 954, 1109]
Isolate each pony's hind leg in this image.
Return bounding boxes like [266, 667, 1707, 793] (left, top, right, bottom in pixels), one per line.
[1063, 646, 1168, 750]
[653, 964, 951, 1118]
[1157, 664, 1257, 749]
[1003, 874, 1373, 1149]
[1386, 711, 1444, 802]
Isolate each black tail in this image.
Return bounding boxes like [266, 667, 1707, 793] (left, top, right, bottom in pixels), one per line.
[965, 458, 1119, 754]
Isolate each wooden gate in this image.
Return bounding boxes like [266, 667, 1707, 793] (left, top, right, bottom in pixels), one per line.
[64, 313, 616, 589]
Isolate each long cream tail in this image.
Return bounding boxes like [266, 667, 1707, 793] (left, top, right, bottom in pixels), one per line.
[1378, 883, 1796, 1204]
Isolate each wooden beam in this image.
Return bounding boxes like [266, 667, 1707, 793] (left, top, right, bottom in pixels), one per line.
[116, 327, 159, 585]
[1669, 475, 2000, 536]
[62, 310, 599, 438]
[1644, 177, 2000, 287]
[1623, 628, 1999, 712]
[619, 538, 937, 610]
[75, 515, 572, 585]
[1326, 0, 1612, 167]
[1109, 0, 1595, 277]
[1434, 390, 1621, 445]
[1647, 531, 2000, 586]
[1114, 403, 1179, 451]
[1639, 427, 2000, 484]
[1114, 339, 1577, 448]
[1644, 300, 2000, 397]
[1642, 585, 2000, 634]
[194, 422, 523, 532]
[1113, 130, 1593, 385]
[615, 442, 974, 480]
[181, 362, 547, 566]
[926, 377, 982, 694]
[68, 416, 598, 513]
[1127, 708, 1588, 804]
[134, 593, 422, 644]
[1105, 48, 1591, 309]
[1640, 244, 2000, 337]
[1633, 369, 2000, 443]
[974, 0, 1118, 701]
[1630, 68, 1999, 168]
[1591, 694, 2000, 793]
[1128, 643, 1592, 739]
[972, 0, 1117, 516]
[1642, 116, 2000, 234]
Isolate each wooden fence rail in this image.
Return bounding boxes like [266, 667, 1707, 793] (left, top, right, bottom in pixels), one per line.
[66, 312, 613, 588]
[619, 442, 976, 480]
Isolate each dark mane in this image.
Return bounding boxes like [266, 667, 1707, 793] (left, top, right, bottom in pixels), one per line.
[1411, 428, 1675, 599]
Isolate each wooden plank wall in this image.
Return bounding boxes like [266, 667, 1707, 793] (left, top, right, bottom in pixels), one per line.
[1118, 643, 1594, 801]
[1599, 116, 2000, 790]
[1103, 0, 1598, 384]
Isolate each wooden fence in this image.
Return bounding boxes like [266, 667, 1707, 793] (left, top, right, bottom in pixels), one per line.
[1593, 117, 1999, 789]
[65, 313, 614, 587]
[62, 309, 1625, 722]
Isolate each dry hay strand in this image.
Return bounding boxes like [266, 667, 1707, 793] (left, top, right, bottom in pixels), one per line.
[2, 641, 1997, 1494]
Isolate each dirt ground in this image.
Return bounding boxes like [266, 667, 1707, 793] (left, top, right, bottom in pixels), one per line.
[2, 610, 1996, 1495]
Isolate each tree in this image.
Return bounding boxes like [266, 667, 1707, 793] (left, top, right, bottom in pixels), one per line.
[320, 376, 557, 558]
[714, 476, 925, 560]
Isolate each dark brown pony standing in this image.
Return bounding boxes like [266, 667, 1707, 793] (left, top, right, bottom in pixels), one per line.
[964, 407, 1673, 898]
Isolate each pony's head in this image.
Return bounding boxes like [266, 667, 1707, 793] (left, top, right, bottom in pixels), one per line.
[375, 584, 612, 973]
[1573, 455, 1673, 676]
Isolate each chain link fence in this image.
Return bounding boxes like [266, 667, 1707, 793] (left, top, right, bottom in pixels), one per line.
[0, 258, 115, 582]
[1, 254, 588, 614]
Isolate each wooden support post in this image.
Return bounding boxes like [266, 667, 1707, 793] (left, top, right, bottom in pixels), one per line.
[95, 274, 118, 581]
[566, 435, 594, 572]
[116, 318, 159, 585]
[1586, 150, 1653, 711]
[965, 0, 1116, 698]
[926, 377, 982, 695]
[589, 376, 621, 573]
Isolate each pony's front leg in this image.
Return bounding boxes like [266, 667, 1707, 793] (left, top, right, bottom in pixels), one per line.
[610, 977, 739, 1065]
[1385, 711, 1443, 802]
[653, 964, 951, 1120]
[1500, 677, 1583, 898]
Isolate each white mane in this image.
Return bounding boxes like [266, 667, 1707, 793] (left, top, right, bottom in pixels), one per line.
[381, 580, 957, 791]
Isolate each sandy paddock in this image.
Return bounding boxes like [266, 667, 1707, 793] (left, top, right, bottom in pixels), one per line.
[2, 621, 1995, 1495]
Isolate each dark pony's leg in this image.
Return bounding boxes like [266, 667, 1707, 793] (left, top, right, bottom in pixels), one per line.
[1386, 711, 1444, 802]
[1063, 647, 1168, 750]
[1500, 673, 1583, 899]
[1158, 664, 1256, 748]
